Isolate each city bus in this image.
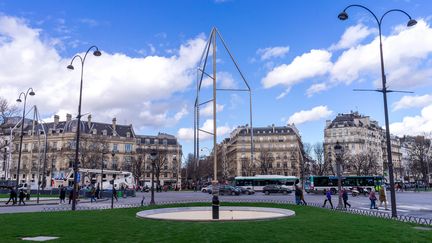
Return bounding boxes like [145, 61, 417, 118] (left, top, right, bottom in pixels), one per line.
[234, 175, 299, 192]
[305, 175, 384, 194]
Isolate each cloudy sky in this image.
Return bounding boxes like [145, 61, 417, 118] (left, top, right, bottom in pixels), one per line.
[1, 0, 432, 156]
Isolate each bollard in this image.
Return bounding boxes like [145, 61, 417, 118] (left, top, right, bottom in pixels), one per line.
[212, 195, 219, 219]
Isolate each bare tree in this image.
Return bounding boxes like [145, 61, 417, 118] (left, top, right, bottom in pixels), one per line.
[240, 156, 253, 176]
[350, 150, 380, 176]
[153, 148, 168, 190]
[408, 136, 431, 186]
[257, 148, 274, 175]
[313, 142, 326, 175]
[0, 97, 18, 126]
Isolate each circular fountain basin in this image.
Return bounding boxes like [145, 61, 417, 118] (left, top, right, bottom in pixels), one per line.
[136, 206, 295, 221]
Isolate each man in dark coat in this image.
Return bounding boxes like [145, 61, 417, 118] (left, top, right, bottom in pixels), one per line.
[5, 188, 17, 205]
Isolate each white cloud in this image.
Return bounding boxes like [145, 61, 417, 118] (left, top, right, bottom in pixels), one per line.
[390, 104, 432, 136]
[177, 119, 232, 141]
[306, 83, 328, 97]
[261, 49, 332, 89]
[331, 20, 432, 88]
[200, 102, 224, 117]
[257, 46, 290, 61]
[329, 23, 375, 50]
[0, 14, 206, 130]
[276, 88, 291, 100]
[287, 106, 333, 125]
[392, 94, 432, 111]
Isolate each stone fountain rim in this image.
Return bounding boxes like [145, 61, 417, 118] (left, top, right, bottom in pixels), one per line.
[136, 206, 295, 222]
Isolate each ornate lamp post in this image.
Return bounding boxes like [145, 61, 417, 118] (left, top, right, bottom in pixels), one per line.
[15, 88, 35, 190]
[100, 149, 109, 199]
[111, 151, 115, 208]
[149, 150, 157, 205]
[67, 45, 101, 211]
[338, 4, 417, 218]
[334, 141, 343, 209]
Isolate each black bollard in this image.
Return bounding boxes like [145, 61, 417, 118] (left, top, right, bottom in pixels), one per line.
[212, 195, 220, 219]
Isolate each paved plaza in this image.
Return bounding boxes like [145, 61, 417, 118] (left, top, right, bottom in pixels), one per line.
[1, 191, 431, 219]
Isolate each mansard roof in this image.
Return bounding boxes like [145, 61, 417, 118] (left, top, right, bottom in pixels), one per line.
[136, 132, 180, 146]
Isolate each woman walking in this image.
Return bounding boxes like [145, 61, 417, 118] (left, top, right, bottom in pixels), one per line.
[369, 189, 377, 209]
[342, 189, 351, 208]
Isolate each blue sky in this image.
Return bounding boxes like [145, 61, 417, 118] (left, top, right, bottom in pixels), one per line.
[1, 0, 432, 156]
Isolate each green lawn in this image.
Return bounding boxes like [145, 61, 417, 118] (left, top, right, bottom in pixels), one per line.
[0, 203, 431, 242]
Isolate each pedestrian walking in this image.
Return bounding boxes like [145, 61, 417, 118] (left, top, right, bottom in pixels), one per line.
[96, 184, 100, 199]
[294, 184, 302, 205]
[369, 189, 377, 209]
[68, 187, 74, 204]
[378, 186, 388, 210]
[59, 185, 66, 204]
[5, 188, 17, 205]
[300, 189, 307, 205]
[322, 189, 333, 209]
[90, 186, 97, 203]
[342, 189, 351, 208]
[18, 189, 26, 205]
[112, 187, 118, 201]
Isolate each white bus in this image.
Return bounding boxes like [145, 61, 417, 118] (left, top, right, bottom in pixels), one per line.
[63, 168, 136, 190]
[234, 175, 298, 191]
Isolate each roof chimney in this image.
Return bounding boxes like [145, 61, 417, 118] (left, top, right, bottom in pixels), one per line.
[112, 117, 117, 132]
[54, 115, 59, 125]
[66, 113, 72, 122]
[87, 115, 92, 128]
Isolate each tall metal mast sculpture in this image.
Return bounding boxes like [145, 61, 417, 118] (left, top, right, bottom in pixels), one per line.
[194, 28, 254, 219]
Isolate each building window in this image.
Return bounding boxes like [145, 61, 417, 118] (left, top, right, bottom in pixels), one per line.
[163, 140, 167, 146]
[147, 173, 150, 177]
[125, 144, 133, 153]
[164, 172, 168, 177]
[113, 144, 118, 152]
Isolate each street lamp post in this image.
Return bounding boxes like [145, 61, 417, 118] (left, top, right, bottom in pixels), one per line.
[334, 142, 343, 209]
[338, 4, 417, 218]
[149, 150, 157, 205]
[100, 149, 108, 199]
[15, 88, 36, 190]
[111, 151, 115, 209]
[67, 45, 101, 211]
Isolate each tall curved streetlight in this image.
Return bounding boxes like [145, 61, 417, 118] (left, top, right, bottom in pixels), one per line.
[338, 5, 417, 218]
[15, 88, 35, 190]
[67, 45, 101, 211]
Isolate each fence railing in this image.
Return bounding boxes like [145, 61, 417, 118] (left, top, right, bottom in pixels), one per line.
[42, 197, 432, 226]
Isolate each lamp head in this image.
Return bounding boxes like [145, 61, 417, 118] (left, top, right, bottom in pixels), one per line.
[150, 150, 157, 160]
[16, 98, 22, 103]
[407, 19, 417, 27]
[29, 90, 35, 96]
[334, 141, 342, 156]
[338, 11, 349, 21]
[93, 50, 102, 57]
[67, 64, 74, 70]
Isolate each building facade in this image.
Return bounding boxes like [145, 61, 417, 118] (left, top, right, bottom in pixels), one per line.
[221, 124, 305, 179]
[324, 111, 402, 176]
[1, 114, 182, 189]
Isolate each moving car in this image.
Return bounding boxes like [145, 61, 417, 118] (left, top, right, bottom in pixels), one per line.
[201, 185, 212, 193]
[234, 186, 255, 195]
[219, 185, 241, 196]
[262, 185, 291, 195]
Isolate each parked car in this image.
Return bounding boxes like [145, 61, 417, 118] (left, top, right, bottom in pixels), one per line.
[219, 185, 241, 196]
[201, 185, 212, 193]
[234, 186, 255, 195]
[262, 185, 291, 195]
